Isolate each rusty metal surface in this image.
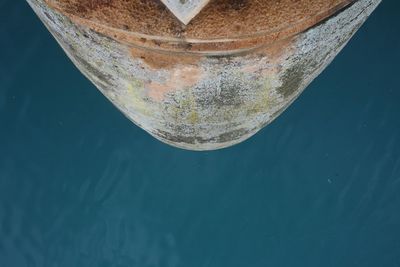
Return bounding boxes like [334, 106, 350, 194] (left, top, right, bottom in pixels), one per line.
[27, 0, 381, 150]
[44, 0, 354, 40]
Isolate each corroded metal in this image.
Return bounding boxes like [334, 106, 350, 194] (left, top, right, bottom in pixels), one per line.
[28, 0, 381, 150]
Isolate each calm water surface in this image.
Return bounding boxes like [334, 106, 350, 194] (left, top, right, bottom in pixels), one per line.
[0, 1, 400, 266]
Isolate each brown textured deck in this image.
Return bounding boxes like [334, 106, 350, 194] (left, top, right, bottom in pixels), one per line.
[47, 0, 353, 40]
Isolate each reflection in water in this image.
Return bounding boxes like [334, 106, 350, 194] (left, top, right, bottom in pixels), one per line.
[1, 1, 400, 267]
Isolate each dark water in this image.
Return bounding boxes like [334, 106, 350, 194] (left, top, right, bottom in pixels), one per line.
[1, 1, 400, 266]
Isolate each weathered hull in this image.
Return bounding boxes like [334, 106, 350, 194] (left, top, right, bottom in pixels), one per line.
[28, 0, 381, 150]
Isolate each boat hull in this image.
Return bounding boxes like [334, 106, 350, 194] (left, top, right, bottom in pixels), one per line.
[28, 0, 381, 150]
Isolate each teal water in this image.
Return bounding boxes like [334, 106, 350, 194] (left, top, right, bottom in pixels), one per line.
[1, 1, 400, 266]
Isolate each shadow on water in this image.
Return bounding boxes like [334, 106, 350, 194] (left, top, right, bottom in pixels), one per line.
[1, 1, 400, 267]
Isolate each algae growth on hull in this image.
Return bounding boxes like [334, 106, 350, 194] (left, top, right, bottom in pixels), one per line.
[28, 0, 381, 150]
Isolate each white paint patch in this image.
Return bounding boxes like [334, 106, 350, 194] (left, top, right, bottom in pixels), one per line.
[160, 0, 211, 24]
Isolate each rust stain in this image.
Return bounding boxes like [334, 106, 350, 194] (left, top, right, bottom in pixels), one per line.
[256, 36, 295, 62]
[46, 0, 354, 53]
[130, 46, 200, 69]
[147, 65, 203, 102]
[241, 36, 296, 75]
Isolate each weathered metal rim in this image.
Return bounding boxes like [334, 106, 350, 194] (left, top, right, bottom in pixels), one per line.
[59, 0, 356, 45]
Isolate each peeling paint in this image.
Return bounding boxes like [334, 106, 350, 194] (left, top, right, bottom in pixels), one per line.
[27, 0, 381, 150]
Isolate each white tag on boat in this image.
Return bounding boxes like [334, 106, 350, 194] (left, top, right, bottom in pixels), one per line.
[160, 0, 211, 25]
